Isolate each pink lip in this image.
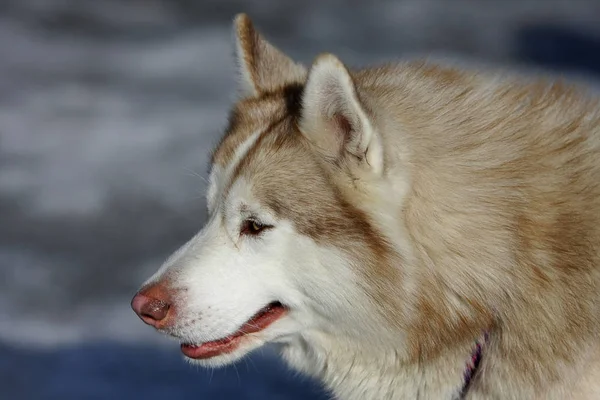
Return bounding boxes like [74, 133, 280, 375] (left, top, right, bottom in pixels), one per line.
[180, 302, 287, 360]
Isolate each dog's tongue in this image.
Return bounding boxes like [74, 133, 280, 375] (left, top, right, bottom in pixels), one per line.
[181, 336, 242, 359]
[180, 303, 287, 360]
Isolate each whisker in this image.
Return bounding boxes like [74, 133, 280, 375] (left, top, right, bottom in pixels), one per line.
[233, 362, 241, 384]
[182, 167, 209, 184]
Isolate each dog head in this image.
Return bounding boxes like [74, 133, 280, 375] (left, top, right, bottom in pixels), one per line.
[132, 14, 409, 367]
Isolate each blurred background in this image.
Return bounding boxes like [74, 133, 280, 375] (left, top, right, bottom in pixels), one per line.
[1, 0, 600, 399]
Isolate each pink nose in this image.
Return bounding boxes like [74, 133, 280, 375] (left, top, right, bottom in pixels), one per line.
[131, 283, 173, 328]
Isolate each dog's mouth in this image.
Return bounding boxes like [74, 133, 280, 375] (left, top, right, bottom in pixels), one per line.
[180, 301, 287, 360]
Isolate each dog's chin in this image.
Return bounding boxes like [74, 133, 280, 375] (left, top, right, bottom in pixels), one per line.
[178, 301, 288, 367]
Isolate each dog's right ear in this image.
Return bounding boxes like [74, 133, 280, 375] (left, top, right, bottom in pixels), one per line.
[233, 14, 306, 97]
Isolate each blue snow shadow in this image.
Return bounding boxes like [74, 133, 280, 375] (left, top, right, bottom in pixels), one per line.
[515, 24, 600, 78]
[0, 341, 329, 400]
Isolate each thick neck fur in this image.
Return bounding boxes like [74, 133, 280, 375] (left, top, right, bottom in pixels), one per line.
[290, 62, 600, 399]
[281, 332, 476, 400]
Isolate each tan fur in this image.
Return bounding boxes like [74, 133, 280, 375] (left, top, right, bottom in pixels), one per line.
[232, 14, 306, 97]
[210, 14, 600, 399]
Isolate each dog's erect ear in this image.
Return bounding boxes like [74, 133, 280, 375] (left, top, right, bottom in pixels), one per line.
[300, 54, 383, 175]
[233, 14, 306, 97]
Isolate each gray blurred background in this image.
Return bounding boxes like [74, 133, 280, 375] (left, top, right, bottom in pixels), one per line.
[1, 1, 600, 399]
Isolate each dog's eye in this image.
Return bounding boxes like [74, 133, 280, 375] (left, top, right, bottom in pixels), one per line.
[241, 219, 270, 236]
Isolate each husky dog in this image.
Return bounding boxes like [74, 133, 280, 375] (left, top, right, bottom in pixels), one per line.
[132, 14, 600, 399]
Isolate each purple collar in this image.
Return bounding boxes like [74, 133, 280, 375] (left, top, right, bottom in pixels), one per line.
[459, 332, 488, 398]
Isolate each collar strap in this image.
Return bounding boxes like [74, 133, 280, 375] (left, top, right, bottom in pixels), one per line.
[459, 332, 488, 398]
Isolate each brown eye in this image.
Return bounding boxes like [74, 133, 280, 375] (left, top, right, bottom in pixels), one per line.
[250, 220, 262, 233]
[241, 219, 270, 236]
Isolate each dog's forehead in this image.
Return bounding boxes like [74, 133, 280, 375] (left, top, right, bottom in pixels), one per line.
[212, 91, 290, 168]
[208, 87, 315, 212]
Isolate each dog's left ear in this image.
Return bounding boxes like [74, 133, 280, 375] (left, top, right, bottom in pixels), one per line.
[300, 54, 383, 175]
[233, 14, 306, 97]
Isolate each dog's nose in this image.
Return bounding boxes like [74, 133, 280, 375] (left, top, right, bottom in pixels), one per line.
[131, 283, 172, 328]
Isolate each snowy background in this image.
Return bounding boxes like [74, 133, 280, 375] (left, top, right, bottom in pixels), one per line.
[1, 1, 600, 399]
